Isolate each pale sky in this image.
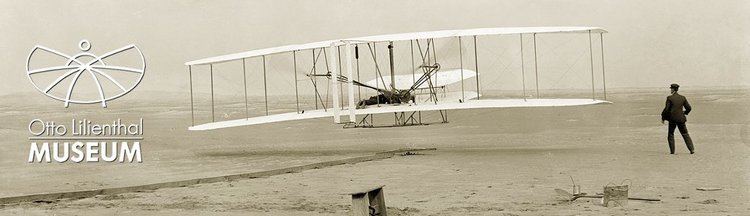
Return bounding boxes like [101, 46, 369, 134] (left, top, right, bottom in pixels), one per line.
[1, 0, 748, 97]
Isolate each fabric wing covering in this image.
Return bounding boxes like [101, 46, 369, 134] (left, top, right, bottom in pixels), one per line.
[185, 26, 606, 66]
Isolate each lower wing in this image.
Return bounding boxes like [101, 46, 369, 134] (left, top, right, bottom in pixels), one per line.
[189, 98, 611, 131]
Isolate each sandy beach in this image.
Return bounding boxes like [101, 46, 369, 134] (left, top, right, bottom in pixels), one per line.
[0, 88, 747, 215]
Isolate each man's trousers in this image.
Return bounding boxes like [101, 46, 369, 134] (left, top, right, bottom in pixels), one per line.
[668, 122, 694, 154]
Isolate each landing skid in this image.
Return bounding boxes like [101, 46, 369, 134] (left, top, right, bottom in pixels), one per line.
[344, 114, 376, 128]
[343, 110, 448, 128]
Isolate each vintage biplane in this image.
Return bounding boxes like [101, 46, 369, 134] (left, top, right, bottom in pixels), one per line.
[185, 27, 610, 130]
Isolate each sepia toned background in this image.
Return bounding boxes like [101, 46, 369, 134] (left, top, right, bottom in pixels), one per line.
[1, 0, 748, 99]
[1, 1, 749, 215]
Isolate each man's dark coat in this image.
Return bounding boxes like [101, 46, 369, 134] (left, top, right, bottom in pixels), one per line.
[661, 93, 692, 123]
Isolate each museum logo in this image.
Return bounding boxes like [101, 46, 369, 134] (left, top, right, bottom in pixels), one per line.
[24, 40, 145, 163]
[26, 39, 145, 108]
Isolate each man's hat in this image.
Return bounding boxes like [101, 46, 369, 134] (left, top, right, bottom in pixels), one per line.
[670, 83, 680, 89]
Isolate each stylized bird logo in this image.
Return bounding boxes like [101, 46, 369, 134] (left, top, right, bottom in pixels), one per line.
[26, 39, 145, 107]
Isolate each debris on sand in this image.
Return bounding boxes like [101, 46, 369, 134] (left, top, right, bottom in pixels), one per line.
[603, 184, 628, 207]
[676, 196, 690, 199]
[401, 151, 420, 156]
[698, 199, 719, 204]
[696, 187, 722, 191]
[554, 188, 601, 202]
[31, 200, 55, 204]
[554, 179, 661, 204]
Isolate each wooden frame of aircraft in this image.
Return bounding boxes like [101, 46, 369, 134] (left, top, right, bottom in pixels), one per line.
[185, 27, 610, 131]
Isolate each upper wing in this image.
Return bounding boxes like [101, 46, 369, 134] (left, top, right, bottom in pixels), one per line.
[185, 27, 607, 66]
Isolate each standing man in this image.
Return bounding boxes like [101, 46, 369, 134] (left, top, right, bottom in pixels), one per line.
[661, 83, 695, 154]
